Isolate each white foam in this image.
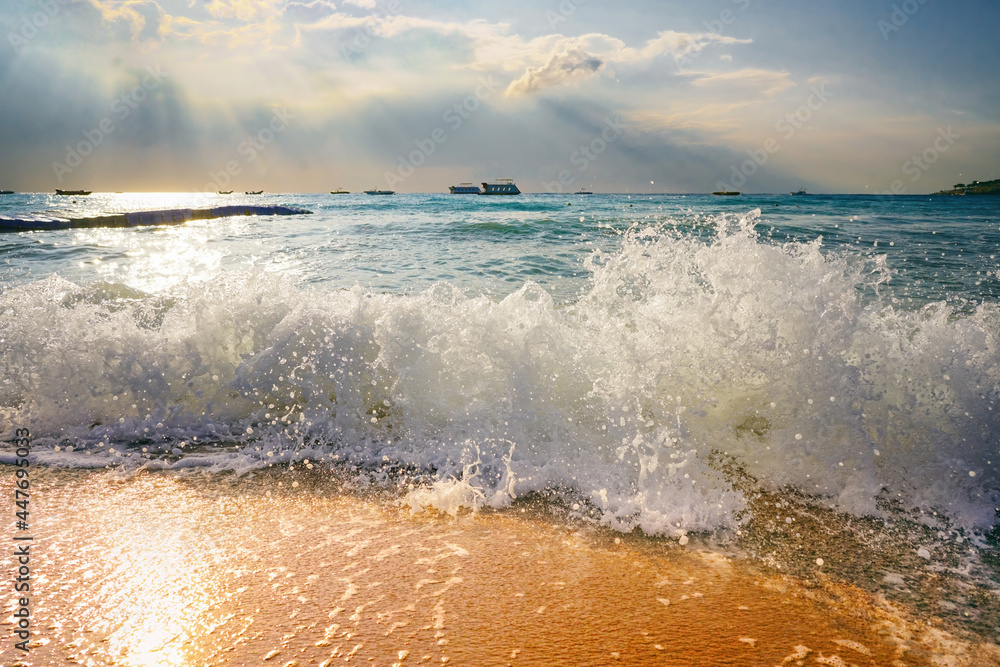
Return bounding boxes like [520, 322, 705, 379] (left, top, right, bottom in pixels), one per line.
[2, 211, 998, 533]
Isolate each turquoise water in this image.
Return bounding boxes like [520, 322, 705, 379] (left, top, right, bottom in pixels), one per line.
[2, 193, 998, 305]
[1, 192, 999, 536]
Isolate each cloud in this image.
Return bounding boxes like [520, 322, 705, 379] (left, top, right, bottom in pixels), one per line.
[202, 0, 282, 22]
[690, 68, 795, 97]
[282, 0, 338, 21]
[635, 30, 751, 64]
[89, 0, 170, 41]
[501, 30, 752, 97]
[506, 49, 603, 96]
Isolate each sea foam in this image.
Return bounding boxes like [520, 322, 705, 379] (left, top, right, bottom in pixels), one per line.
[2, 211, 998, 533]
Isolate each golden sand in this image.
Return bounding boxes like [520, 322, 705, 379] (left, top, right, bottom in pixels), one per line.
[1, 469, 997, 666]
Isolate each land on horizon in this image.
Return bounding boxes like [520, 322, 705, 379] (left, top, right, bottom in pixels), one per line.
[937, 177, 1000, 196]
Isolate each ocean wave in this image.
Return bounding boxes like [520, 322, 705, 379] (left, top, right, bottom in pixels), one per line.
[2, 210, 998, 534]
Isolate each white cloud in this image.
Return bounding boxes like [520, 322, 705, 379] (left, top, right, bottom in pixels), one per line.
[283, 0, 338, 19]
[690, 68, 795, 97]
[89, 0, 171, 40]
[501, 31, 753, 96]
[506, 49, 604, 96]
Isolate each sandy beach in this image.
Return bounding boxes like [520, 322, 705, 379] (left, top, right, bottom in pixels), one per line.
[2, 468, 996, 666]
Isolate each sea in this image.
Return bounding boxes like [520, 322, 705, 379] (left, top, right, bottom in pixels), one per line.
[2, 191, 1000, 645]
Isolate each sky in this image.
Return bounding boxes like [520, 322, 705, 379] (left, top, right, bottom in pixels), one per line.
[0, 0, 997, 193]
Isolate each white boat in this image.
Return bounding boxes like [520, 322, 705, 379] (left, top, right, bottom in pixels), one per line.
[364, 189, 395, 195]
[790, 188, 808, 196]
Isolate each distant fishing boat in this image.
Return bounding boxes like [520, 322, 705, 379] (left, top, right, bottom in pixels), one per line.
[245, 191, 263, 195]
[576, 188, 594, 195]
[712, 191, 741, 196]
[481, 179, 520, 195]
[364, 189, 395, 195]
[0, 190, 14, 195]
[55, 189, 91, 196]
[217, 191, 233, 195]
[330, 189, 350, 195]
[449, 183, 482, 194]
[790, 189, 808, 196]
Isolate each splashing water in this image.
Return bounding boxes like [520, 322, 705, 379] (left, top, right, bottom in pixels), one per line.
[2, 209, 998, 536]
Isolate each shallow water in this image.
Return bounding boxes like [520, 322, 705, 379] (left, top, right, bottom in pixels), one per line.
[1, 468, 981, 666]
[2, 192, 1000, 652]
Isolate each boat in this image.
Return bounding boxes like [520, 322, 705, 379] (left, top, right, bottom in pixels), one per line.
[480, 179, 520, 195]
[711, 191, 741, 196]
[55, 189, 92, 196]
[330, 189, 350, 195]
[449, 183, 483, 194]
[217, 191, 233, 195]
[790, 189, 808, 196]
[364, 189, 395, 195]
[576, 188, 594, 195]
[245, 191, 263, 195]
[0, 190, 14, 195]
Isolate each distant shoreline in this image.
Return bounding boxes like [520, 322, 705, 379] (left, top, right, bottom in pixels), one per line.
[936, 178, 1000, 196]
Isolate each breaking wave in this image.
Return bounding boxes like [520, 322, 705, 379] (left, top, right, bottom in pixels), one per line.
[2, 211, 998, 534]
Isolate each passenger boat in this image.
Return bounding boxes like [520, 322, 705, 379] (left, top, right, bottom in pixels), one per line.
[449, 183, 482, 194]
[576, 188, 593, 195]
[480, 179, 520, 195]
[217, 191, 233, 195]
[790, 189, 808, 196]
[330, 189, 350, 195]
[364, 189, 395, 195]
[55, 189, 92, 196]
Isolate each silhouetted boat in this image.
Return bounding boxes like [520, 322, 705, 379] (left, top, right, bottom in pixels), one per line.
[481, 179, 520, 195]
[245, 191, 263, 195]
[218, 191, 233, 195]
[364, 189, 395, 195]
[55, 189, 91, 196]
[712, 191, 741, 196]
[576, 188, 593, 195]
[790, 189, 808, 196]
[330, 189, 350, 194]
[0, 190, 14, 195]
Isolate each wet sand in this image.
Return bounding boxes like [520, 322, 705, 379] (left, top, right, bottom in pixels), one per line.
[1, 469, 997, 666]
